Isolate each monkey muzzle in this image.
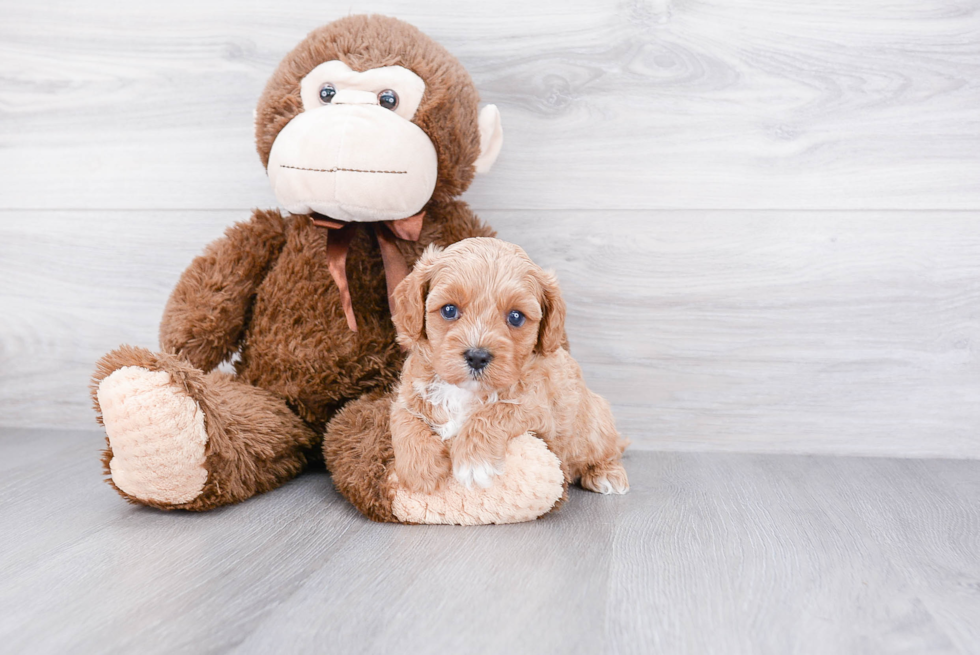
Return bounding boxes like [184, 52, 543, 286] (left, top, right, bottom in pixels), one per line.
[267, 103, 439, 223]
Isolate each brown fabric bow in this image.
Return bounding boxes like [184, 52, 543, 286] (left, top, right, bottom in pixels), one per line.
[310, 212, 425, 331]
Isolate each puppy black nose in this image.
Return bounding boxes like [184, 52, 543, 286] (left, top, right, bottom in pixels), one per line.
[464, 348, 493, 372]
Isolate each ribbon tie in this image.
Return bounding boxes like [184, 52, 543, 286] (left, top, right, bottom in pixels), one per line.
[310, 212, 425, 332]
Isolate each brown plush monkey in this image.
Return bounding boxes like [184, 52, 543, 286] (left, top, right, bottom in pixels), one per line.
[91, 15, 566, 522]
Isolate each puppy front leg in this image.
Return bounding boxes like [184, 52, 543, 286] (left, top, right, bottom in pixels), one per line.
[391, 403, 451, 494]
[449, 405, 513, 489]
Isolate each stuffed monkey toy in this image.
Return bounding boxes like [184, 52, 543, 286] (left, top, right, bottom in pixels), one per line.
[91, 15, 566, 523]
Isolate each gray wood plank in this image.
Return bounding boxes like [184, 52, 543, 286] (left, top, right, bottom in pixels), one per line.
[234, 478, 622, 655]
[1, 0, 979, 211]
[3, 209, 978, 459]
[494, 209, 980, 459]
[603, 454, 977, 654]
[829, 458, 980, 654]
[1, 429, 978, 654]
[0, 432, 367, 654]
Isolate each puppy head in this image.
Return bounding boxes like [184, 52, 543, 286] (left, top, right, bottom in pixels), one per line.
[392, 237, 566, 389]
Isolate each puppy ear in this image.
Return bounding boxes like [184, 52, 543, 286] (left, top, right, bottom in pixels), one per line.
[392, 244, 442, 349]
[534, 268, 567, 355]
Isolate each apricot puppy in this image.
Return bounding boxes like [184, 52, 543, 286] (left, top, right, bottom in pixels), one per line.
[390, 237, 629, 495]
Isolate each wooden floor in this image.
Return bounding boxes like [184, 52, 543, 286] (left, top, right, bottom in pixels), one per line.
[2, 429, 978, 654]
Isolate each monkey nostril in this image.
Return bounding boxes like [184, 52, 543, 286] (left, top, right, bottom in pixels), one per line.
[463, 348, 493, 372]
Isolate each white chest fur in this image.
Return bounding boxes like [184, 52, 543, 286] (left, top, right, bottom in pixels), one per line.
[415, 378, 479, 440]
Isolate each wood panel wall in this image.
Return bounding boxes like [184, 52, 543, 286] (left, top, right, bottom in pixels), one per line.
[2, 0, 978, 457]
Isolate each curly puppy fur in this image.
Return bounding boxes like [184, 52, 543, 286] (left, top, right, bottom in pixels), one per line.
[91, 15, 498, 512]
[389, 238, 630, 495]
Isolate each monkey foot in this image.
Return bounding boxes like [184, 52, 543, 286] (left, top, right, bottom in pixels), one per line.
[389, 433, 565, 525]
[97, 366, 209, 505]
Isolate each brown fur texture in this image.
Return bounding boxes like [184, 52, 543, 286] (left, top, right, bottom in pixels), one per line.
[389, 238, 630, 495]
[91, 15, 511, 514]
[322, 390, 401, 522]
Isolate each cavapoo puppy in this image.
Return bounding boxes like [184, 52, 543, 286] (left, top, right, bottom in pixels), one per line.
[390, 237, 629, 495]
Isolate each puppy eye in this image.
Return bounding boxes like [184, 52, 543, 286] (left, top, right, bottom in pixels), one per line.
[378, 89, 399, 110]
[440, 304, 459, 320]
[319, 84, 336, 104]
[507, 310, 526, 328]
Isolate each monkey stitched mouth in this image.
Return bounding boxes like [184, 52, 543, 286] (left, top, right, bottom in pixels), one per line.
[279, 164, 407, 174]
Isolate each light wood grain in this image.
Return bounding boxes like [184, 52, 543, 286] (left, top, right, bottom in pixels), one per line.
[2, 209, 978, 459]
[2, 1, 979, 457]
[494, 210, 980, 458]
[602, 453, 980, 654]
[1, 0, 979, 210]
[1, 429, 978, 654]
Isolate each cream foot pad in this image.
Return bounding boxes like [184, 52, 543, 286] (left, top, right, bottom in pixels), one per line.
[391, 433, 564, 525]
[97, 366, 209, 505]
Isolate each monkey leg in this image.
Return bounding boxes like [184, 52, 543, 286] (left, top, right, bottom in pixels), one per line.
[92, 345, 318, 511]
[324, 392, 568, 524]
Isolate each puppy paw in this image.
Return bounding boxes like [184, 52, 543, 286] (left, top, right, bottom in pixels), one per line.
[453, 458, 504, 489]
[581, 462, 629, 495]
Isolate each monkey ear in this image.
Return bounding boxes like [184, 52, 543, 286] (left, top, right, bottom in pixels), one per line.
[534, 268, 567, 355]
[474, 105, 503, 174]
[392, 244, 443, 349]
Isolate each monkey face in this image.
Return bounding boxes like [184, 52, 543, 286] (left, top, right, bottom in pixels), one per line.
[256, 16, 504, 223]
[267, 61, 438, 222]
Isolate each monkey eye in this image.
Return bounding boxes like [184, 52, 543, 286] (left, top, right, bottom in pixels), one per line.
[318, 84, 336, 104]
[507, 310, 526, 328]
[378, 89, 399, 110]
[440, 304, 459, 320]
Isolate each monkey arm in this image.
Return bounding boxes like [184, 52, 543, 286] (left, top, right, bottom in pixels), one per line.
[159, 209, 288, 372]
